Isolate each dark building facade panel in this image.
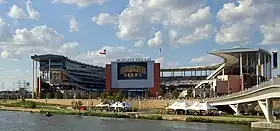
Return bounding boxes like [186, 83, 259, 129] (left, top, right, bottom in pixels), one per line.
[31, 54, 106, 94]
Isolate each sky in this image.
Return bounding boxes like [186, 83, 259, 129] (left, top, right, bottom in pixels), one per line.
[0, 0, 280, 90]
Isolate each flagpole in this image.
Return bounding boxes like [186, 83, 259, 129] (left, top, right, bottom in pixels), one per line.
[158, 48, 161, 58]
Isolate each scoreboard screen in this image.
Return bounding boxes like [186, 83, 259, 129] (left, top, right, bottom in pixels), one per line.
[117, 62, 147, 80]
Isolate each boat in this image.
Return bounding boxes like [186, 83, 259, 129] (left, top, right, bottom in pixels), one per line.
[46, 112, 53, 117]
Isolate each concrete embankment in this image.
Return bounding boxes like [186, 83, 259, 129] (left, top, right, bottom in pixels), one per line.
[27, 99, 197, 109]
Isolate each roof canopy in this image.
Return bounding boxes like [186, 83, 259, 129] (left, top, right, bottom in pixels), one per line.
[161, 64, 221, 72]
[31, 54, 104, 68]
[209, 48, 270, 54]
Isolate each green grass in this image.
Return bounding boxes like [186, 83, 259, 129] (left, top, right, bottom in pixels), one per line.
[221, 114, 264, 119]
[185, 116, 258, 125]
[136, 115, 163, 120]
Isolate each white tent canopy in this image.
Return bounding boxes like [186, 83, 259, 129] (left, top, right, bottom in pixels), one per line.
[175, 101, 189, 110]
[95, 103, 109, 108]
[165, 101, 180, 110]
[187, 102, 217, 111]
[187, 102, 200, 111]
[165, 101, 189, 110]
[202, 102, 217, 111]
[111, 101, 131, 108]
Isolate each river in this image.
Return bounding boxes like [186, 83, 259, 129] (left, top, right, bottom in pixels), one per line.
[0, 111, 276, 131]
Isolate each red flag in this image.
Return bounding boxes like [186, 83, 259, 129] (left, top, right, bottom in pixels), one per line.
[99, 49, 106, 55]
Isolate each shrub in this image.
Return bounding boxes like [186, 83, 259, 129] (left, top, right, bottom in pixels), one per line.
[131, 107, 138, 112]
[23, 101, 36, 109]
[185, 117, 254, 125]
[137, 115, 163, 120]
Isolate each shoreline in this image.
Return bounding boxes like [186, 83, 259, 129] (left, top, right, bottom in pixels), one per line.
[0, 106, 260, 125]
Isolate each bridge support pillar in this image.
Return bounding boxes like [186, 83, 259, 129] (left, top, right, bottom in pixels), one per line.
[229, 104, 241, 115]
[258, 99, 273, 122]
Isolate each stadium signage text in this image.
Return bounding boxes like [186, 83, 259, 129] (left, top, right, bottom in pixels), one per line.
[116, 58, 151, 62]
[117, 62, 148, 80]
[119, 65, 147, 78]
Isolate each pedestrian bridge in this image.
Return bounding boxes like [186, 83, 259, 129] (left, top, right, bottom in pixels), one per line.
[203, 78, 280, 122]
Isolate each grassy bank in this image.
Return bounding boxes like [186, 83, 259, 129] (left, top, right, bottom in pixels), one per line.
[0, 107, 260, 125]
[39, 110, 164, 120]
[0, 100, 261, 125]
[184, 116, 257, 125]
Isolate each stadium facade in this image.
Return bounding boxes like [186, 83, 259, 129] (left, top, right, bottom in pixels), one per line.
[30, 48, 277, 99]
[105, 58, 160, 97]
[160, 65, 219, 97]
[31, 54, 105, 98]
[175, 48, 277, 98]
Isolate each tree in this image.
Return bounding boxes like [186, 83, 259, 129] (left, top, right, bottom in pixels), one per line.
[171, 89, 179, 98]
[100, 92, 107, 99]
[46, 92, 53, 99]
[115, 92, 124, 101]
[159, 87, 165, 96]
[55, 92, 63, 99]
[77, 100, 83, 107]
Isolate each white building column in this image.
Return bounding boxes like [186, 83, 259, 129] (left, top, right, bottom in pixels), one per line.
[240, 53, 244, 91]
[257, 52, 261, 85]
[258, 99, 273, 122]
[240, 53, 243, 75]
[269, 55, 272, 79]
[35, 61, 38, 98]
[32, 60, 35, 99]
[264, 54, 267, 81]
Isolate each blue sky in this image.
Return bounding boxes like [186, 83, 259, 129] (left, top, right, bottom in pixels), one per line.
[0, 0, 279, 90]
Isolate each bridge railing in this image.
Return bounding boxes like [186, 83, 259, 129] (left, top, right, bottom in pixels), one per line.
[205, 78, 280, 101]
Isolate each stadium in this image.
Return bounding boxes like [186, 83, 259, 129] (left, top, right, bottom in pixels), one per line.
[161, 48, 276, 99]
[31, 54, 105, 98]
[31, 48, 277, 99]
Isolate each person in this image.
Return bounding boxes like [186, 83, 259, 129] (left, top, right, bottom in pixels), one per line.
[46, 112, 53, 117]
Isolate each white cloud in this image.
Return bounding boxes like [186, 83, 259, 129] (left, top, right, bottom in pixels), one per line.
[114, 0, 214, 46]
[7, 4, 29, 20]
[215, 21, 256, 44]
[58, 42, 79, 53]
[53, 0, 106, 7]
[216, 0, 280, 44]
[147, 31, 163, 46]
[190, 54, 224, 65]
[176, 24, 216, 45]
[7, 1, 40, 20]
[133, 40, 144, 47]
[0, 17, 12, 42]
[69, 16, 79, 32]
[0, 24, 79, 60]
[260, 20, 280, 44]
[0, 0, 7, 4]
[92, 13, 117, 25]
[26, 0, 40, 20]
